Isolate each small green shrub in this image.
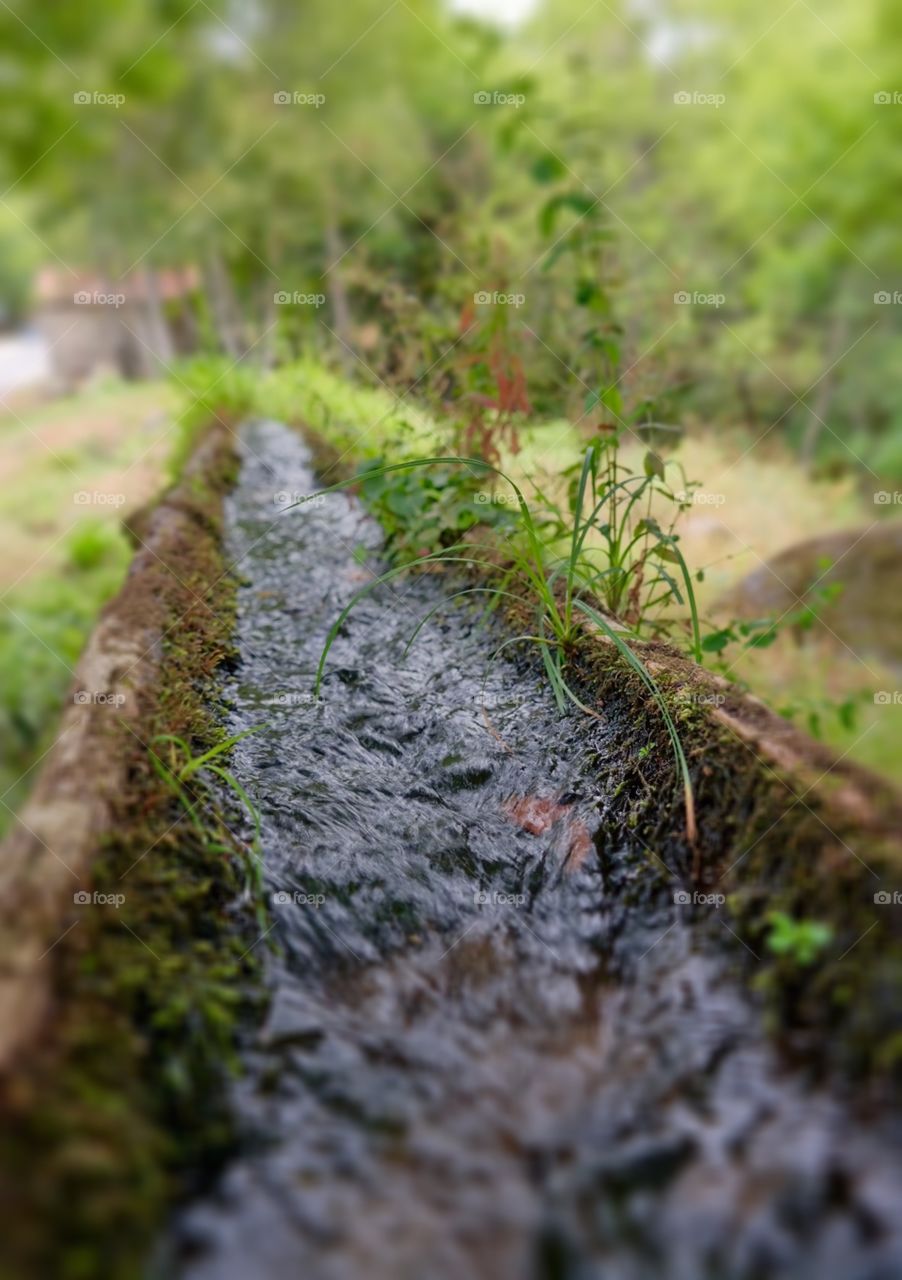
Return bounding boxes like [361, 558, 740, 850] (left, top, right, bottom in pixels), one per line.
[766, 911, 834, 966]
[356, 459, 514, 560]
[66, 520, 122, 571]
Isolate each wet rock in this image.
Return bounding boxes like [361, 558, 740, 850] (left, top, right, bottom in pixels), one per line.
[441, 757, 496, 791]
[503, 794, 595, 870]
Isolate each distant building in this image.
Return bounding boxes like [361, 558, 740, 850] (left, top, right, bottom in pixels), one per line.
[34, 266, 200, 388]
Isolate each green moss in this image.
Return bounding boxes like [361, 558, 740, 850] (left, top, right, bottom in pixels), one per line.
[564, 634, 902, 1086]
[0, 425, 263, 1280]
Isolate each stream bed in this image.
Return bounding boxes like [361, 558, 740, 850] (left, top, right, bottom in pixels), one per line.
[165, 421, 902, 1280]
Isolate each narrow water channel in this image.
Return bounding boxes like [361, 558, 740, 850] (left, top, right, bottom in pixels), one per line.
[166, 421, 902, 1280]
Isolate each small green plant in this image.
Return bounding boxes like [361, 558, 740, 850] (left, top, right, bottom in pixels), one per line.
[356, 458, 515, 561]
[701, 617, 779, 657]
[540, 429, 702, 652]
[701, 565, 844, 662]
[66, 519, 122, 571]
[528, 185, 701, 650]
[150, 729, 264, 910]
[765, 911, 833, 966]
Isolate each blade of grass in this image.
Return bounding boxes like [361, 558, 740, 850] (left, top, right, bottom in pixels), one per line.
[574, 599, 697, 845]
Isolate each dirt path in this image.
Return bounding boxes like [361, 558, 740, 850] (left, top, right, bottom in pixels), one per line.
[0, 381, 174, 590]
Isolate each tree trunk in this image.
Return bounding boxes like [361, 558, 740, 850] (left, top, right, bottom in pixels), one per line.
[143, 268, 175, 369]
[205, 252, 245, 359]
[323, 215, 354, 371]
[800, 303, 849, 471]
[255, 273, 279, 369]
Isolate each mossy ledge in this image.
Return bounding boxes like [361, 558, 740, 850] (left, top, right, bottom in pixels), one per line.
[294, 419, 902, 1088]
[558, 630, 902, 1090]
[0, 419, 263, 1280]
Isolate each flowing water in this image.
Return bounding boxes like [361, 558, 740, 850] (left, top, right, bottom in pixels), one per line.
[166, 421, 902, 1280]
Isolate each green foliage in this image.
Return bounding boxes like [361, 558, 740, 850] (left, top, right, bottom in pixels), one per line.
[3, 0, 900, 482]
[356, 460, 514, 560]
[175, 354, 437, 467]
[766, 911, 834, 966]
[150, 729, 265, 911]
[0, 534, 131, 832]
[66, 519, 122, 571]
[553, 433, 701, 652]
[168, 356, 259, 479]
[702, 619, 779, 657]
[702, 567, 844, 664]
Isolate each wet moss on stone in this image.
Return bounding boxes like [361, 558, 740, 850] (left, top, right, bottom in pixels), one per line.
[0, 425, 264, 1280]
[563, 635, 902, 1089]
